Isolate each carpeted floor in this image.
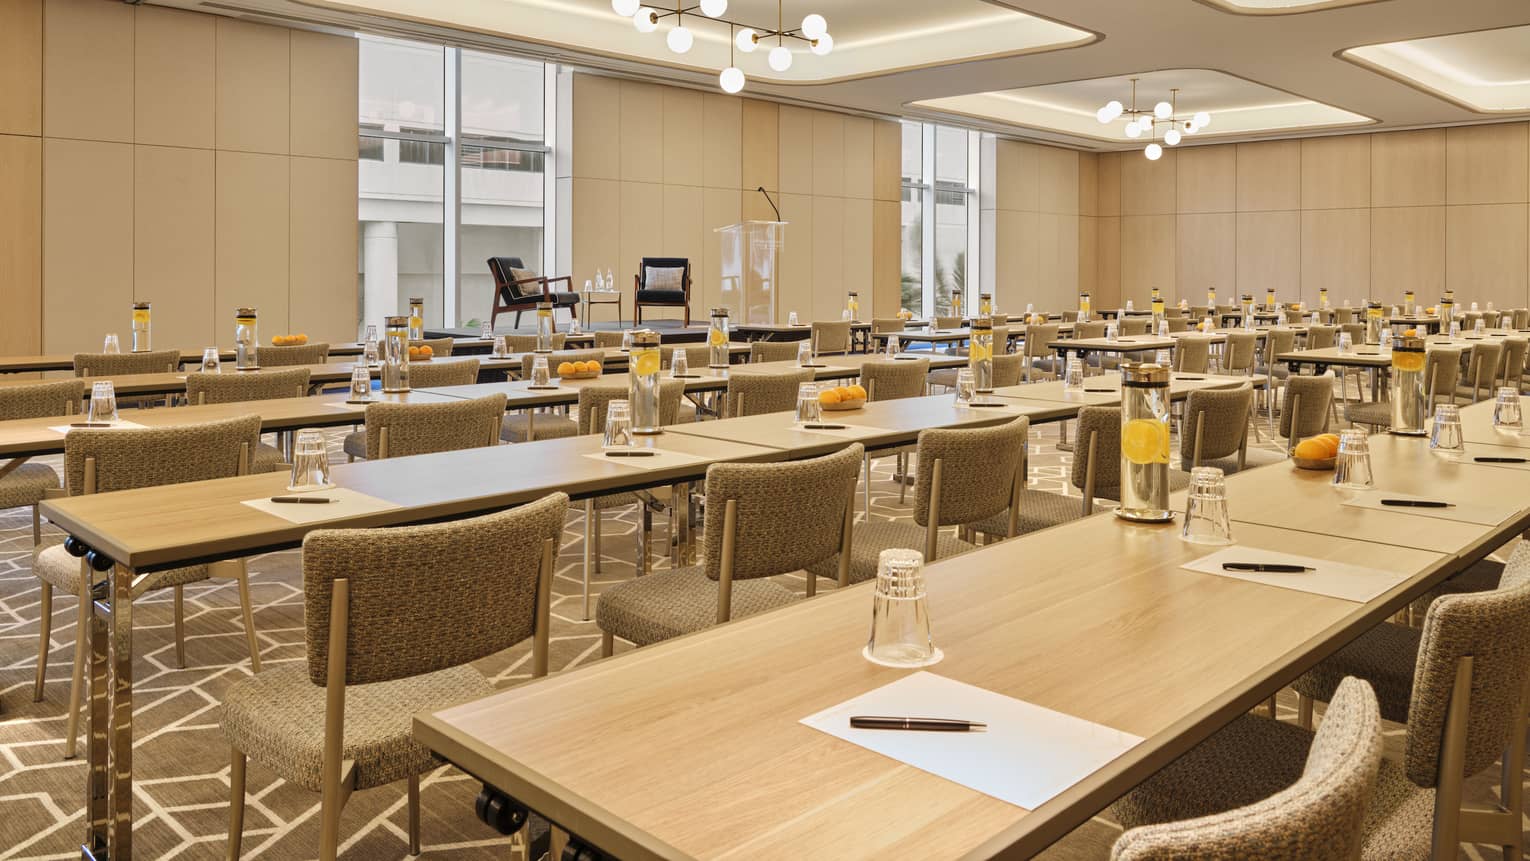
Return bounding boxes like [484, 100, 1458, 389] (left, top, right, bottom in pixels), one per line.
[0, 404, 1524, 859]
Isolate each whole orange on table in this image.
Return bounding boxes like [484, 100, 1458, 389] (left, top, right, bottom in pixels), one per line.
[1293, 433, 1341, 462]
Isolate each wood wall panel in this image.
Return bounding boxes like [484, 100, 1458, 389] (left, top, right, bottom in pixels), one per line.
[659, 183, 704, 320]
[135, 145, 214, 349]
[871, 120, 901, 202]
[44, 0, 133, 143]
[1446, 123, 1529, 206]
[570, 178, 621, 287]
[1095, 216, 1121, 308]
[777, 107, 814, 196]
[290, 31, 358, 161]
[1078, 216, 1097, 295]
[701, 93, 741, 191]
[1176, 145, 1236, 214]
[1175, 214, 1236, 304]
[1234, 210, 1300, 299]
[44, 139, 133, 353]
[1301, 208, 1370, 306]
[618, 181, 664, 306]
[1236, 141, 1300, 211]
[289, 157, 358, 343]
[1120, 215, 1174, 302]
[995, 210, 1039, 303]
[1371, 206, 1444, 302]
[135, 7, 214, 149]
[1121, 149, 1176, 216]
[216, 151, 290, 332]
[776, 193, 813, 320]
[996, 141, 1038, 213]
[0, 134, 41, 355]
[0, 0, 42, 137]
[1037, 146, 1078, 215]
[619, 82, 664, 184]
[811, 112, 844, 198]
[1077, 153, 1099, 217]
[1445, 204, 1529, 308]
[1037, 213, 1079, 307]
[572, 74, 620, 180]
[661, 88, 703, 188]
[215, 19, 290, 155]
[842, 117, 873, 201]
[1096, 152, 1122, 217]
[811, 196, 845, 320]
[842, 198, 872, 299]
[871, 199, 900, 315]
[740, 99, 778, 193]
[1371, 128, 1444, 207]
[1300, 135, 1370, 210]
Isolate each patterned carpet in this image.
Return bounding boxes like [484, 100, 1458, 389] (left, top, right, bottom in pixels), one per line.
[0, 403, 1524, 859]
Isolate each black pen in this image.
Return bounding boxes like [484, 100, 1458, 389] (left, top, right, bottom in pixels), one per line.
[849, 716, 988, 732]
[1474, 457, 1528, 464]
[270, 496, 334, 504]
[69, 422, 114, 428]
[604, 450, 656, 458]
[1380, 498, 1451, 508]
[803, 423, 847, 430]
[1222, 562, 1314, 573]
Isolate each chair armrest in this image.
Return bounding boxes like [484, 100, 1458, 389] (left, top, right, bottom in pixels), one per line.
[43, 487, 67, 500]
[544, 275, 573, 293]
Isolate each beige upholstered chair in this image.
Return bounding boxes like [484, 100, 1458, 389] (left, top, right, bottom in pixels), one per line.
[256, 342, 331, 367]
[72, 349, 181, 377]
[1174, 337, 1212, 374]
[931, 348, 1024, 390]
[187, 367, 311, 473]
[221, 494, 566, 860]
[1074, 320, 1107, 340]
[810, 320, 852, 355]
[749, 340, 802, 363]
[660, 343, 712, 370]
[724, 368, 814, 417]
[596, 445, 861, 654]
[1278, 373, 1334, 450]
[404, 357, 480, 389]
[1456, 341, 1505, 403]
[1497, 337, 1528, 394]
[351, 394, 506, 461]
[1176, 384, 1280, 475]
[1346, 347, 1459, 431]
[1222, 331, 1258, 375]
[1513, 309, 1530, 330]
[1255, 328, 1298, 414]
[1462, 311, 1484, 331]
[1111, 677, 1382, 861]
[409, 337, 455, 356]
[934, 315, 963, 329]
[1022, 323, 1062, 381]
[593, 331, 626, 349]
[33, 416, 264, 759]
[500, 349, 607, 442]
[502, 333, 566, 353]
[1119, 317, 1151, 336]
[1339, 322, 1367, 345]
[1335, 307, 1357, 325]
[0, 380, 85, 545]
[1125, 550, 1530, 860]
[1305, 325, 1339, 350]
[858, 357, 931, 504]
[871, 317, 905, 334]
[808, 418, 1027, 586]
[1165, 316, 1191, 333]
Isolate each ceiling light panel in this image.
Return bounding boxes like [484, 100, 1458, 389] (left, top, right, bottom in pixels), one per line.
[1343, 25, 1530, 113]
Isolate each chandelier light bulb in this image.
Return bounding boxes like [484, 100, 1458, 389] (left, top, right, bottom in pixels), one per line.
[1153, 101, 1172, 119]
[1124, 122, 1143, 139]
[768, 45, 793, 71]
[1164, 128, 1182, 146]
[666, 24, 693, 53]
[1145, 143, 1163, 161]
[810, 33, 833, 55]
[1105, 100, 1123, 120]
[1096, 105, 1113, 124]
[1193, 111, 1211, 127]
[1183, 121, 1199, 135]
[736, 28, 758, 52]
[699, 0, 727, 17]
[633, 7, 657, 32]
[611, 0, 640, 16]
[719, 65, 745, 94]
[800, 13, 828, 39]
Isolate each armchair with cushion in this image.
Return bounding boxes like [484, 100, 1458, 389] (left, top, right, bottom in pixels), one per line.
[634, 257, 692, 326]
[487, 256, 579, 331]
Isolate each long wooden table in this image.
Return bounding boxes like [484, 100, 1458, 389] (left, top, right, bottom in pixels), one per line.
[0, 358, 522, 398]
[0, 337, 522, 375]
[414, 414, 1530, 859]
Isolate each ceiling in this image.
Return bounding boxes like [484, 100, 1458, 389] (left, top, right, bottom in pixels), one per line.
[167, 0, 1530, 150]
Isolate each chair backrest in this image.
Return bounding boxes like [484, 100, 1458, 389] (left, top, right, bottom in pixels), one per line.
[1279, 373, 1333, 439]
[810, 321, 852, 355]
[991, 325, 1011, 353]
[593, 331, 626, 349]
[1306, 325, 1339, 350]
[1070, 406, 1121, 494]
[303, 492, 567, 686]
[520, 349, 605, 379]
[1165, 316, 1190, 333]
[410, 337, 455, 357]
[257, 342, 330, 367]
[935, 316, 963, 329]
[871, 318, 905, 334]
[1513, 309, 1530, 330]
[1222, 332, 1258, 373]
[64, 415, 260, 495]
[1111, 677, 1381, 861]
[1423, 347, 1462, 407]
[1463, 341, 1505, 400]
[913, 417, 1028, 528]
[407, 358, 480, 389]
[638, 257, 690, 291]
[725, 368, 814, 417]
[660, 344, 711, 370]
[749, 340, 801, 363]
[1023, 325, 1060, 359]
[701, 444, 862, 582]
[73, 349, 181, 377]
[1180, 384, 1254, 465]
[1498, 337, 1528, 389]
[1481, 310, 1502, 328]
[1060, 310, 1081, 323]
[1335, 307, 1356, 324]
[1075, 321, 1107, 340]
[992, 352, 1025, 388]
[1119, 317, 1151, 336]
[503, 333, 567, 353]
[859, 358, 928, 401]
[1340, 322, 1367, 344]
[1404, 544, 1530, 789]
[187, 367, 310, 404]
[363, 394, 506, 460]
[1263, 329, 1297, 365]
[487, 256, 529, 297]
[1463, 311, 1483, 329]
[577, 380, 685, 434]
[1174, 337, 1211, 374]
[0, 378, 86, 419]
[1284, 309, 1304, 324]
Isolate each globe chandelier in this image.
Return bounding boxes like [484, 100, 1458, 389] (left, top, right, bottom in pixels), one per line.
[609, 0, 833, 94]
[1095, 80, 1211, 161]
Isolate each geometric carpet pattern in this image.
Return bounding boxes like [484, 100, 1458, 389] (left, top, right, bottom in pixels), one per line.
[0, 402, 1524, 859]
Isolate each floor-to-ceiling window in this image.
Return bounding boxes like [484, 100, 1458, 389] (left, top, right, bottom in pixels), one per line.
[358, 35, 552, 334]
[901, 121, 980, 318]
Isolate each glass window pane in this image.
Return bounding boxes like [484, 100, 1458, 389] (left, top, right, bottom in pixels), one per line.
[461, 51, 545, 144]
[900, 120, 923, 184]
[359, 35, 444, 133]
[458, 145, 545, 329]
[901, 188, 923, 314]
[933, 127, 969, 316]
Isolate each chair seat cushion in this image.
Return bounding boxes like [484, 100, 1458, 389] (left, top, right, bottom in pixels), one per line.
[252, 442, 285, 473]
[969, 488, 1087, 537]
[1192, 447, 1286, 477]
[501, 412, 578, 442]
[1358, 757, 1434, 859]
[804, 519, 976, 585]
[0, 462, 60, 509]
[34, 543, 209, 597]
[929, 368, 959, 389]
[220, 663, 492, 793]
[596, 567, 798, 648]
[1292, 621, 1419, 724]
[1111, 713, 1313, 832]
[1344, 400, 1392, 426]
[636, 289, 686, 304]
[343, 430, 366, 460]
[548, 292, 580, 307]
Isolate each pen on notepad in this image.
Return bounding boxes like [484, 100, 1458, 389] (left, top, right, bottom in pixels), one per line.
[849, 716, 987, 732]
[1222, 562, 1314, 574]
[1380, 499, 1451, 509]
[269, 496, 335, 504]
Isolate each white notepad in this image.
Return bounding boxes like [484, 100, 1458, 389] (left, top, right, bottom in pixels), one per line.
[48, 420, 147, 435]
[1182, 547, 1406, 603]
[793, 421, 892, 440]
[1339, 489, 1512, 526]
[240, 488, 399, 524]
[800, 672, 1142, 810]
[581, 448, 713, 471]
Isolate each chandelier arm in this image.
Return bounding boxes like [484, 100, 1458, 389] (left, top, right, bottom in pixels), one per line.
[644, 6, 815, 44]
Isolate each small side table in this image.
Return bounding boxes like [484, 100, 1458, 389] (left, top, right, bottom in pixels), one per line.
[583, 290, 623, 328]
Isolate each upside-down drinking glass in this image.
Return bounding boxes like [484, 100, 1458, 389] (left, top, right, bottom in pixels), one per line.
[530, 355, 551, 388]
[1181, 467, 1233, 545]
[1430, 403, 1464, 457]
[86, 381, 119, 424]
[1493, 387, 1522, 433]
[201, 348, 221, 374]
[795, 382, 822, 425]
[863, 549, 941, 668]
[1333, 429, 1375, 489]
[603, 400, 633, 448]
[287, 429, 333, 492]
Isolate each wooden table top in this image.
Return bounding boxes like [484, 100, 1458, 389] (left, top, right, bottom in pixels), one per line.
[877, 328, 972, 343]
[1276, 346, 1392, 368]
[0, 336, 514, 374]
[0, 357, 519, 397]
[1047, 336, 1176, 353]
[40, 432, 784, 572]
[414, 512, 1454, 861]
[989, 372, 1251, 406]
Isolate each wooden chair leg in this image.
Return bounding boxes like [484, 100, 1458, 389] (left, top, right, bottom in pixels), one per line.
[174, 585, 187, 669]
[601, 630, 614, 658]
[33, 581, 52, 701]
[582, 500, 595, 621]
[236, 567, 261, 673]
[227, 747, 247, 860]
[63, 568, 91, 759]
[1264, 695, 1277, 719]
[407, 773, 422, 856]
[1297, 693, 1314, 730]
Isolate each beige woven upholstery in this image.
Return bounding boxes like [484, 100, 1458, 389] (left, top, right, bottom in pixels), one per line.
[1223, 332, 1258, 374]
[501, 333, 566, 353]
[1075, 321, 1107, 340]
[1335, 307, 1356, 324]
[1165, 316, 1191, 333]
[725, 368, 814, 417]
[187, 368, 311, 403]
[807, 419, 1027, 584]
[1340, 322, 1368, 345]
[593, 331, 626, 348]
[1175, 337, 1212, 373]
[221, 493, 566, 857]
[1179, 384, 1255, 471]
[930, 353, 1025, 390]
[1514, 309, 1530, 329]
[1306, 325, 1339, 350]
[811, 320, 852, 355]
[357, 394, 505, 460]
[500, 411, 578, 443]
[256, 342, 330, 367]
[1257, 329, 1297, 381]
[1120, 317, 1151, 336]
[859, 358, 929, 401]
[871, 317, 905, 334]
[404, 358, 480, 389]
[1498, 337, 1528, 392]
[750, 340, 802, 363]
[0, 380, 84, 510]
[0, 465, 60, 511]
[409, 337, 455, 356]
[1456, 341, 1504, 402]
[660, 343, 712, 370]
[935, 315, 963, 329]
[1279, 373, 1333, 440]
[577, 380, 686, 434]
[1111, 677, 1382, 861]
[73, 349, 180, 377]
[1022, 324, 1061, 379]
[597, 445, 862, 649]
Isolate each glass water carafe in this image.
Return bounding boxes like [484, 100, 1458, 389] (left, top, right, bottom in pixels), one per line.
[535, 301, 554, 352]
[978, 292, 992, 316]
[382, 315, 410, 392]
[1365, 301, 1385, 344]
[969, 317, 994, 394]
[1389, 337, 1428, 435]
[1117, 362, 1173, 522]
[846, 291, 860, 321]
[1438, 297, 1454, 328]
[407, 297, 425, 341]
[629, 329, 662, 434]
[1078, 292, 1091, 322]
[131, 301, 151, 353]
[1241, 295, 1255, 330]
[708, 308, 730, 368]
[234, 307, 258, 369]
